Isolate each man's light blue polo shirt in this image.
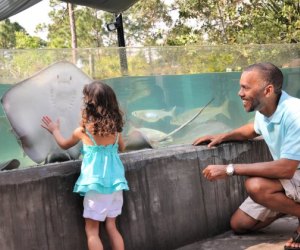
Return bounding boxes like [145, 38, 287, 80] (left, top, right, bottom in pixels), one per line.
[254, 91, 300, 161]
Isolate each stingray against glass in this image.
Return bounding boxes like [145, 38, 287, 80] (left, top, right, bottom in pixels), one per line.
[1, 61, 93, 164]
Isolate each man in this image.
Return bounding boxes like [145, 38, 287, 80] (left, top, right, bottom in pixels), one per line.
[193, 63, 300, 250]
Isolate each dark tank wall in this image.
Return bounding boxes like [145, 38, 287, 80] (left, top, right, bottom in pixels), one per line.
[0, 140, 272, 250]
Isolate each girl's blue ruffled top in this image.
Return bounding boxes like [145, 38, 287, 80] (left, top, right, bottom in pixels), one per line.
[73, 131, 129, 196]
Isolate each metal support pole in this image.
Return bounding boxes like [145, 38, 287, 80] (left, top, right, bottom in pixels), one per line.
[115, 13, 128, 76]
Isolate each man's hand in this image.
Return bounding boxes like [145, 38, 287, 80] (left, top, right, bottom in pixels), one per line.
[202, 165, 228, 181]
[193, 134, 225, 148]
[193, 124, 257, 148]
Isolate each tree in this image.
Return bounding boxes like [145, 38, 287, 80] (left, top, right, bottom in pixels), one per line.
[45, 0, 107, 48]
[171, 0, 300, 45]
[68, 3, 77, 49]
[15, 31, 47, 49]
[165, 22, 201, 46]
[0, 19, 24, 48]
[42, 0, 175, 48]
[0, 19, 45, 49]
[122, 0, 173, 46]
[46, 0, 72, 48]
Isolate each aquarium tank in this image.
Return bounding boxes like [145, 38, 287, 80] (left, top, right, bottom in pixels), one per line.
[1, 44, 300, 168]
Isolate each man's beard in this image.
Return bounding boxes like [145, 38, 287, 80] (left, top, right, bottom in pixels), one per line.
[243, 98, 261, 113]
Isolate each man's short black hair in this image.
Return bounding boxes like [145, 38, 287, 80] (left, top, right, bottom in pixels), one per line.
[244, 62, 283, 94]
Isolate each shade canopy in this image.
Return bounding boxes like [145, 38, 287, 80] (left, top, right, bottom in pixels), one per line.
[0, 0, 139, 21]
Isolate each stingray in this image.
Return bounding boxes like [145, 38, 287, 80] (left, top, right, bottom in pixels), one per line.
[124, 127, 173, 151]
[1, 61, 93, 164]
[125, 98, 215, 150]
[0, 159, 20, 171]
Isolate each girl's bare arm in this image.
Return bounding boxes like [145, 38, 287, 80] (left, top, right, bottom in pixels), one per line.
[118, 133, 126, 152]
[41, 116, 80, 150]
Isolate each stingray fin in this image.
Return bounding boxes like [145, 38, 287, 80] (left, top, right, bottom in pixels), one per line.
[0, 159, 20, 171]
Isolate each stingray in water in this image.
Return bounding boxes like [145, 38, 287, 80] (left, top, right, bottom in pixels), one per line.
[1, 61, 93, 164]
[125, 127, 173, 151]
[125, 98, 214, 150]
[0, 159, 20, 171]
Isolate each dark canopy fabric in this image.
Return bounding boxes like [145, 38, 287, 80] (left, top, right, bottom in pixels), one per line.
[63, 0, 139, 14]
[0, 0, 42, 21]
[0, 0, 139, 21]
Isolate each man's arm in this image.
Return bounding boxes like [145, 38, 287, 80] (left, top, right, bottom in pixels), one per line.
[193, 123, 259, 147]
[203, 158, 299, 181]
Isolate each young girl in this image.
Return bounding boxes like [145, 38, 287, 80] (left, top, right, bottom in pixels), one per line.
[41, 80, 129, 250]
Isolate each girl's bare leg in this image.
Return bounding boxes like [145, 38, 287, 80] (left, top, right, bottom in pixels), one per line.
[85, 218, 103, 250]
[105, 217, 124, 250]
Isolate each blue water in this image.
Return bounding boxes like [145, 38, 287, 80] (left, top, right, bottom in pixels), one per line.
[1, 68, 300, 168]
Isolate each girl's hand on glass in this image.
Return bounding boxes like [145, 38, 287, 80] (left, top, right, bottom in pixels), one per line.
[41, 116, 60, 134]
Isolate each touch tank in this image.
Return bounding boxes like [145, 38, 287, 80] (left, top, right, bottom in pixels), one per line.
[1, 44, 300, 169]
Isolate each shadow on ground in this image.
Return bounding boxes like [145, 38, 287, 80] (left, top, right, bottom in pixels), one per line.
[176, 216, 297, 250]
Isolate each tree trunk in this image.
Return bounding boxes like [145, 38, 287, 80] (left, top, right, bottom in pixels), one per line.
[68, 3, 77, 64]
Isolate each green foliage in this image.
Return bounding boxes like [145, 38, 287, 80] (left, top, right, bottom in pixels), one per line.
[172, 0, 300, 45]
[166, 23, 201, 46]
[75, 8, 104, 47]
[4, 0, 300, 48]
[46, 1, 72, 48]
[2, 44, 300, 85]
[46, 0, 110, 48]
[3, 0, 300, 82]
[15, 31, 46, 49]
[0, 19, 25, 48]
[0, 19, 46, 49]
[122, 0, 172, 46]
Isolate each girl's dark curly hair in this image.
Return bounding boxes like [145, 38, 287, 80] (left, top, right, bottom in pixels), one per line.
[81, 80, 124, 136]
